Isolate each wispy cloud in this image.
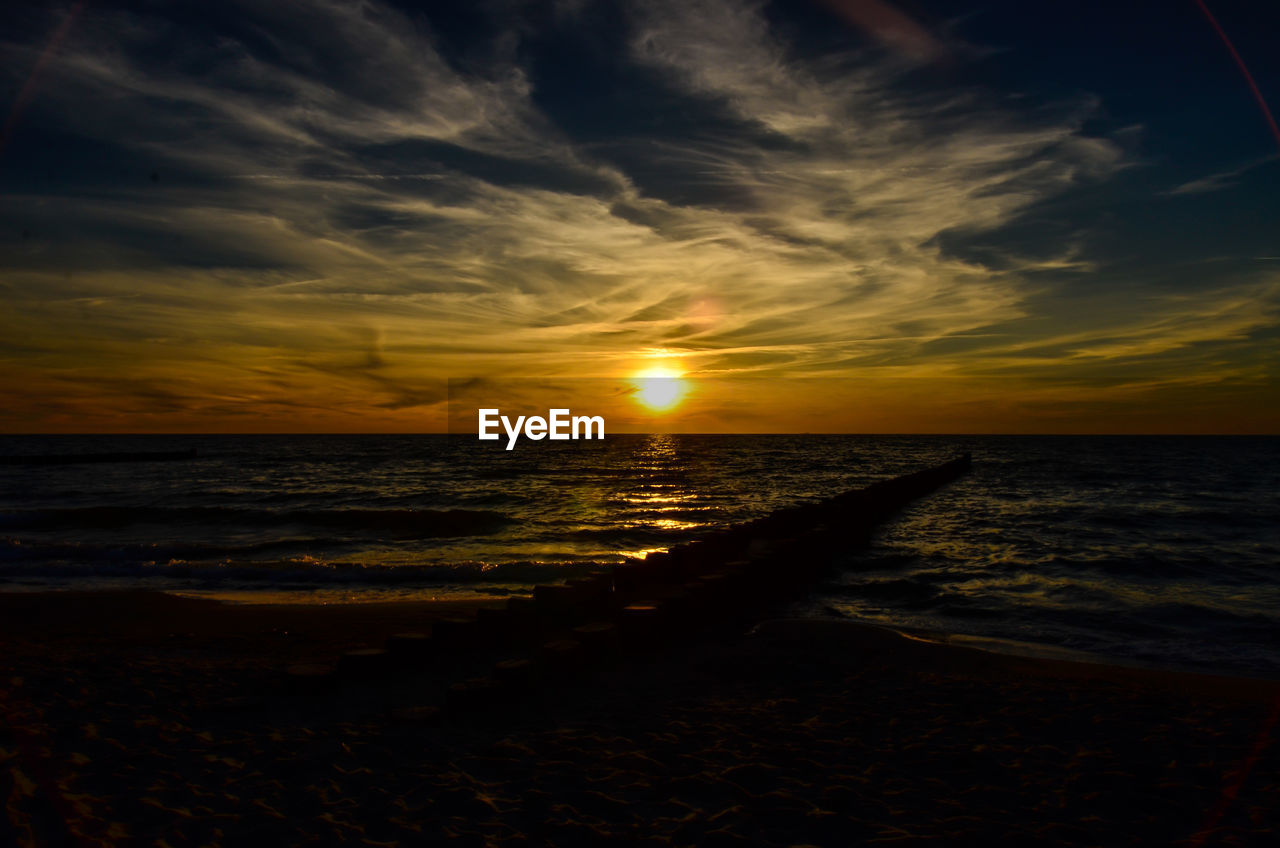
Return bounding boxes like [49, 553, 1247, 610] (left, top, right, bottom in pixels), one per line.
[0, 0, 1275, 431]
[1163, 154, 1278, 196]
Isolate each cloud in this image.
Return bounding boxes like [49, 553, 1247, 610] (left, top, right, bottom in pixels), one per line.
[1163, 154, 1278, 196]
[0, 0, 1273, 431]
[813, 0, 949, 64]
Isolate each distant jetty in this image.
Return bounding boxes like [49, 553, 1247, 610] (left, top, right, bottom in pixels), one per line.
[0, 448, 198, 466]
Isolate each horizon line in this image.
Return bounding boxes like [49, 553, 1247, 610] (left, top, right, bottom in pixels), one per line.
[1, 432, 1277, 438]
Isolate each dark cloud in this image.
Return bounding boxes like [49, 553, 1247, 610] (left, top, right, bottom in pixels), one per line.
[0, 0, 1276, 431]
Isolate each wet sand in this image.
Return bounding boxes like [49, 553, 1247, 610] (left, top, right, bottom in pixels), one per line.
[2, 590, 1277, 846]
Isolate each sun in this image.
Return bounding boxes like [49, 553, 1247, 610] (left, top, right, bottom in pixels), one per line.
[630, 366, 690, 412]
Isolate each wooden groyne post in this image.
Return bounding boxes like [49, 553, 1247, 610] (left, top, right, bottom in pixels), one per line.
[608, 451, 973, 622]
[288, 454, 974, 711]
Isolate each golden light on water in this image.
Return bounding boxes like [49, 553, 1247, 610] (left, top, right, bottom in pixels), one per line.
[630, 366, 690, 413]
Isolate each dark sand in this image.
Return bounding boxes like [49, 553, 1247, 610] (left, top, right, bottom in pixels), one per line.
[2, 591, 1277, 846]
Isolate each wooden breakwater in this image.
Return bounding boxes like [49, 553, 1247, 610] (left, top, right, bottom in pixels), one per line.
[285, 453, 973, 713]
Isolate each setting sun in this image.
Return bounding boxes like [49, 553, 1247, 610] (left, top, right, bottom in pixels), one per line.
[630, 366, 690, 413]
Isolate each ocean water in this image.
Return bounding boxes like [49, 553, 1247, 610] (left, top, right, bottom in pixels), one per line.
[1, 434, 1277, 677]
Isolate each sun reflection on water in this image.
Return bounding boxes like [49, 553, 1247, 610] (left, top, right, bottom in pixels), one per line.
[608, 434, 712, 548]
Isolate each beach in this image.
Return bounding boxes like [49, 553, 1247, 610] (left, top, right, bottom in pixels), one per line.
[3, 590, 1277, 846]
[4, 0, 1279, 843]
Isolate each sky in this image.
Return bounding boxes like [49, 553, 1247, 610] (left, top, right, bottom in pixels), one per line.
[1, 0, 1278, 434]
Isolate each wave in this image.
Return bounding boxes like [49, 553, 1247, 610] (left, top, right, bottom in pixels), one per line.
[0, 556, 616, 586]
[0, 535, 354, 564]
[0, 506, 513, 538]
[825, 577, 938, 603]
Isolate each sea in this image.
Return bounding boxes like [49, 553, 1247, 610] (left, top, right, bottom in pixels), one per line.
[2, 434, 1277, 678]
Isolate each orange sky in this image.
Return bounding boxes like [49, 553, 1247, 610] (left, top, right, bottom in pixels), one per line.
[2, 0, 1278, 434]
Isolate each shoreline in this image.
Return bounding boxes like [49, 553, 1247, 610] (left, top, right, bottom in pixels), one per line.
[4, 586, 1275, 685]
[4, 586, 1278, 708]
[885, 622, 1280, 684]
[0, 589, 506, 668]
